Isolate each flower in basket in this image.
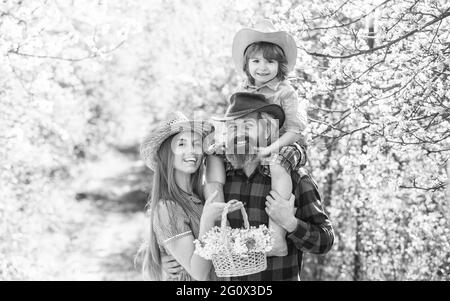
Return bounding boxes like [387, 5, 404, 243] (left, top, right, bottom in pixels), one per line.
[193, 227, 227, 260]
[194, 224, 273, 260]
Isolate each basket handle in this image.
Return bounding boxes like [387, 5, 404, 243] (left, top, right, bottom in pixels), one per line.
[220, 202, 250, 231]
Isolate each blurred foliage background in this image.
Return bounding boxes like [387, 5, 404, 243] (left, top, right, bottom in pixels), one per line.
[1, 0, 449, 280]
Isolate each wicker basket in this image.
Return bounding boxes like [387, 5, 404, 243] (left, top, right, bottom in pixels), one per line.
[211, 205, 267, 277]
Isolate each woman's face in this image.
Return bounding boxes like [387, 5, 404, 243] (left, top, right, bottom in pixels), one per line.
[172, 131, 203, 175]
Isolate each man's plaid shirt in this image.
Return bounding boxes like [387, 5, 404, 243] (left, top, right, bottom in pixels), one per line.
[223, 162, 335, 281]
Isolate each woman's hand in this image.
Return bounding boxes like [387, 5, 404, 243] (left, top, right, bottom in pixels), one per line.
[201, 191, 243, 227]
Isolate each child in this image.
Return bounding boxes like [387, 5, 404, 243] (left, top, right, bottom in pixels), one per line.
[205, 20, 307, 257]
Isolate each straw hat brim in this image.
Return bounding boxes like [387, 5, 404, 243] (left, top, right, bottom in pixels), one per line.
[232, 28, 297, 75]
[140, 120, 213, 171]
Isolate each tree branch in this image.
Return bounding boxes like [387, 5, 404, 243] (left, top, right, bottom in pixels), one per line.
[304, 0, 391, 31]
[297, 0, 353, 22]
[7, 40, 126, 62]
[399, 180, 446, 192]
[303, 8, 450, 59]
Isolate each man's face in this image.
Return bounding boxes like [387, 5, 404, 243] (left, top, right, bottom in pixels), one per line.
[225, 112, 266, 153]
[224, 112, 268, 168]
[227, 113, 259, 142]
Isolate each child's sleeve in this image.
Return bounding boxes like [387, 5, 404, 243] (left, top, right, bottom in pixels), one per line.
[280, 86, 307, 133]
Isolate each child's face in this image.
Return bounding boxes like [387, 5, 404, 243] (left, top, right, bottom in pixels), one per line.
[248, 51, 279, 85]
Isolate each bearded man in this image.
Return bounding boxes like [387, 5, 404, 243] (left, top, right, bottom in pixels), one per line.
[203, 92, 335, 281]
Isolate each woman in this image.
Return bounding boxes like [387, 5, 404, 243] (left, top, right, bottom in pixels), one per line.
[140, 112, 242, 281]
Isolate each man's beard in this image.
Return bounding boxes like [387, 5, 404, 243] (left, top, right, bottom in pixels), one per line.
[225, 134, 259, 169]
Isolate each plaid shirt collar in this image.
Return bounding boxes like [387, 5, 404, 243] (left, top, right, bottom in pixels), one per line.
[224, 160, 271, 179]
[243, 78, 283, 91]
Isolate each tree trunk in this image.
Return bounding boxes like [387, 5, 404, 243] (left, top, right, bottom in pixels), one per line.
[354, 16, 375, 281]
[314, 93, 335, 280]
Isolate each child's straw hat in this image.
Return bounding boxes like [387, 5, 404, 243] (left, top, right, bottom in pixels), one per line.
[140, 111, 213, 171]
[232, 19, 297, 75]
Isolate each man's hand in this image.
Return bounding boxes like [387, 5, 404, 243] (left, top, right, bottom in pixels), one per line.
[161, 254, 183, 276]
[265, 191, 297, 233]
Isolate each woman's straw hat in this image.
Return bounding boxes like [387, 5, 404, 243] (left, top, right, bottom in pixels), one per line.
[232, 19, 297, 75]
[140, 111, 213, 171]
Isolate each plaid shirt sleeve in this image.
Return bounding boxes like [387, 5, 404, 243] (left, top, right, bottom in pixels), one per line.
[287, 174, 335, 254]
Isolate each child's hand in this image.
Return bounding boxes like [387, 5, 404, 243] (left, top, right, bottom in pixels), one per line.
[256, 146, 272, 159]
[205, 142, 226, 156]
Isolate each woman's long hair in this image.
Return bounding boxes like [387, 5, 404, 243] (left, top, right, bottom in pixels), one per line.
[139, 133, 204, 280]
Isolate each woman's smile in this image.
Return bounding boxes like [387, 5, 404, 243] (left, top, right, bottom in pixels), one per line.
[182, 155, 199, 164]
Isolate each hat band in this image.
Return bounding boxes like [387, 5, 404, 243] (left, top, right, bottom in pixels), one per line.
[225, 108, 256, 119]
[243, 41, 286, 57]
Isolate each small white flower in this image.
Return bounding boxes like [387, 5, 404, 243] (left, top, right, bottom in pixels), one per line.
[194, 224, 273, 259]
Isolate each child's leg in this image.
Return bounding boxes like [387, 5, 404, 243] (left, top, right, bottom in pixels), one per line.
[205, 155, 227, 227]
[204, 155, 226, 204]
[270, 163, 293, 200]
[266, 142, 306, 257]
[267, 162, 290, 257]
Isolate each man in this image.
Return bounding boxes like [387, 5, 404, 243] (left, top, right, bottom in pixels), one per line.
[162, 92, 334, 281]
[210, 92, 334, 280]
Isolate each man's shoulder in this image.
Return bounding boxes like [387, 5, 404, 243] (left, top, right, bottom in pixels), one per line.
[291, 168, 320, 194]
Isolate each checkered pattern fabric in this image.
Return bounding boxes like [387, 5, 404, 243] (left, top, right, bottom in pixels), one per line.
[264, 142, 307, 173]
[223, 162, 334, 281]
